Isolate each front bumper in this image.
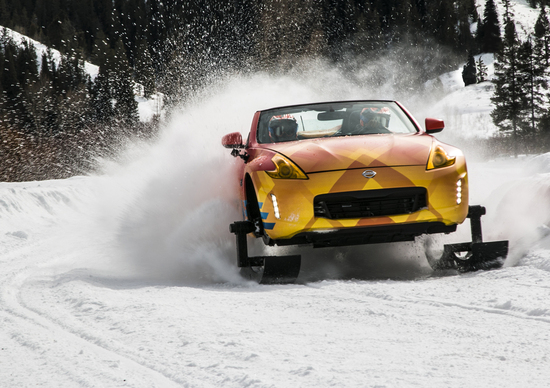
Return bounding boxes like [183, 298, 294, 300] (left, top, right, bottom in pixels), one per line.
[250, 162, 468, 244]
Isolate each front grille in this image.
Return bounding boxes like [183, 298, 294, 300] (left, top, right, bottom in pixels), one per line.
[314, 187, 427, 219]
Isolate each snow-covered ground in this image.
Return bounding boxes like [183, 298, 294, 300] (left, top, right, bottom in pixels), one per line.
[2, 67, 550, 387]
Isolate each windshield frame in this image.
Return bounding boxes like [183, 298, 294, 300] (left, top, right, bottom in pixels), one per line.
[255, 100, 420, 144]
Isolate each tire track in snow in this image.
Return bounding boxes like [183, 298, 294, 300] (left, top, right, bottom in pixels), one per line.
[0, 244, 187, 388]
[307, 274, 550, 326]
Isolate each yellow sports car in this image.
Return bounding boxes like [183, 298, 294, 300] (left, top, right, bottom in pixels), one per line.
[222, 100, 507, 283]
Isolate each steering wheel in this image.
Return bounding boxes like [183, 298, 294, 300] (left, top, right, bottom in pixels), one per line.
[332, 124, 364, 137]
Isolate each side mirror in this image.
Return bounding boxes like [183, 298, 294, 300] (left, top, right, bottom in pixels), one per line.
[425, 118, 444, 134]
[222, 132, 244, 148]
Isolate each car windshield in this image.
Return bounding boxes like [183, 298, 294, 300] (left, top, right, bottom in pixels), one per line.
[257, 101, 418, 144]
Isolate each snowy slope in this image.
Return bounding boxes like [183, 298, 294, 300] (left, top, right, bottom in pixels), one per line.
[427, 54, 498, 139]
[427, 0, 541, 139]
[0, 26, 161, 122]
[0, 26, 99, 79]
[477, 0, 539, 40]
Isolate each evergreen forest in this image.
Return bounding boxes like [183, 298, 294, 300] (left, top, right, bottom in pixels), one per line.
[1, 0, 550, 180]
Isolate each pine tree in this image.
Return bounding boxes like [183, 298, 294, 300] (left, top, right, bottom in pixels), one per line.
[46, 11, 75, 53]
[16, 40, 40, 132]
[92, 29, 114, 69]
[54, 53, 88, 97]
[16, 40, 39, 87]
[476, 56, 488, 82]
[96, 0, 122, 48]
[112, 39, 138, 127]
[456, 0, 477, 51]
[517, 36, 548, 136]
[134, 38, 155, 98]
[479, 0, 502, 53]
[428, 0, 460, 49]
[392, 0, 416, 42]
[465, 0, 479, 21]
[36, 50, 59, 135]
[354, 5, 383, 54]
[39, 49, 55, 81]
[90, 66, 114, 124]
[502, 0, 515, 22]
[491, 18, 526, 155]
[147, 0, 166, 73]
[1, 40, 23, 131]
[462, 52, 477, 86]
[474, 15, 483, 53]
[114, 71, 139, 127]
[73, 0, 100, 56]
[0, 0, 9, 27]
[117, 0, 148, 68]
[534, 6, 550, 67]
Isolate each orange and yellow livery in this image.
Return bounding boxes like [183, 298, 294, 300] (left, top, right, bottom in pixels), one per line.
[223, 100, 469, 248]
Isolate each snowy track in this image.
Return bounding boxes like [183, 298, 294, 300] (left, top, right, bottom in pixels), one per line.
[2, 258, 550, 387]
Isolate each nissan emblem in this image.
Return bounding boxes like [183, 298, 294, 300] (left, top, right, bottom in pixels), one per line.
[362, 170, 376, 179]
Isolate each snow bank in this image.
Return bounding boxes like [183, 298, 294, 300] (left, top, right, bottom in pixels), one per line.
[0, 26, 99, 79]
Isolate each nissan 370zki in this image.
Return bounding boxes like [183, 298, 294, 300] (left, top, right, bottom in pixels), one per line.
[222, 100, 508, 283]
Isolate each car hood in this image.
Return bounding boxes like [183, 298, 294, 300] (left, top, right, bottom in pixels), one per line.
[265, 134, 433, 173]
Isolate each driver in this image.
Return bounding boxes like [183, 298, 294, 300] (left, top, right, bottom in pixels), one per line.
[268, 114, 299, 142]
[360, 107, 391, 133]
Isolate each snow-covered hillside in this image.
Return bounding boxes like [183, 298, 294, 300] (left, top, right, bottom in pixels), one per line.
[0, 26, 99, 78]
[427, 53, 498, 139]
[428, 0, 542, 139]
[477, 0, 539, 40]
[0, 25, 162, 122]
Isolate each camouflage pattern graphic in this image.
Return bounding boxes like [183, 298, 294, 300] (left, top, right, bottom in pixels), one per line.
[250, 161, 468, 240]
[234, 101, 469, 241]
[243, 136, 467, 240]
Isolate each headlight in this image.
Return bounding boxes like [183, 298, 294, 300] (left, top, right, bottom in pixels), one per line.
[456, 178, 464, 204]
[271, 194, 281, 219]
[426, 144, 456, 170]
[266, 154, 308, 179]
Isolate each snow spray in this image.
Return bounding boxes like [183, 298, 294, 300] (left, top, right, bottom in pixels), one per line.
[28, 59, 549, 285]
[95, 66, 439, 284]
